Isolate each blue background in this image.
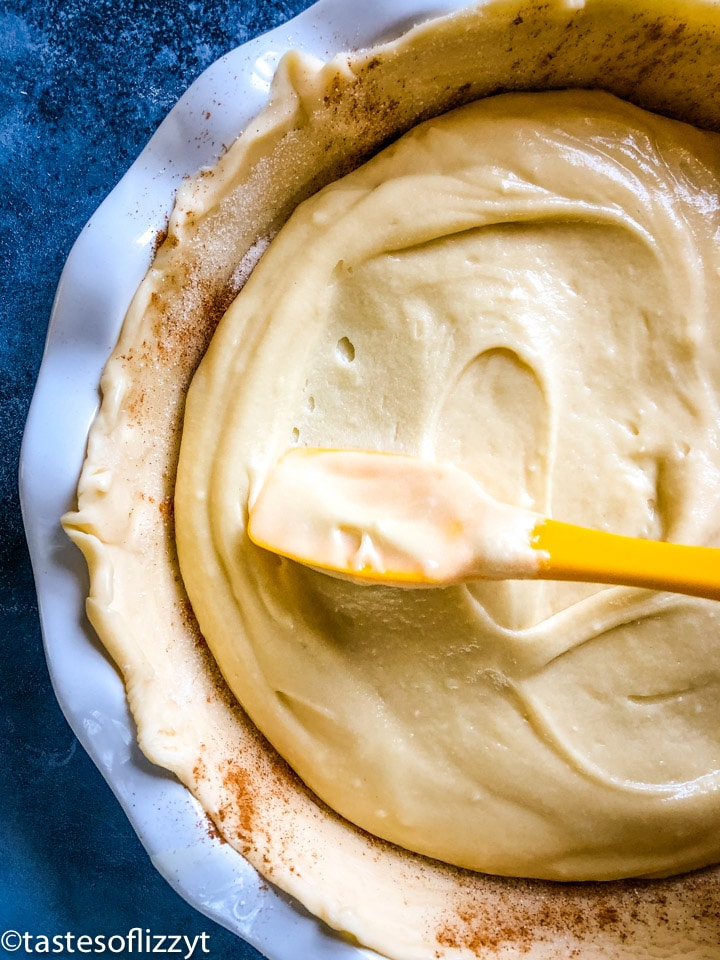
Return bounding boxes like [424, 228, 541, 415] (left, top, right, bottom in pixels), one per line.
[1, 1, 315, 956]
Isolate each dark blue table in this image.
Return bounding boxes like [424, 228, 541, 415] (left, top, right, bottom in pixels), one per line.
[1, 2, 314, 956]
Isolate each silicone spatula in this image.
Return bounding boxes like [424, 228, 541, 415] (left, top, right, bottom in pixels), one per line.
[247, 447, 720, 599]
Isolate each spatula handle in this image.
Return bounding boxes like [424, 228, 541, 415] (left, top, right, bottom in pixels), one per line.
[532, 519, 720, 601]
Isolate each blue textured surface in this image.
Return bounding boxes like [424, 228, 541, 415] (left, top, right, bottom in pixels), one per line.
[1, 1, 315, 955]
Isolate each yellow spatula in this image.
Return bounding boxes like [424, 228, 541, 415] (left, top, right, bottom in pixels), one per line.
[247, 447, 720, 599]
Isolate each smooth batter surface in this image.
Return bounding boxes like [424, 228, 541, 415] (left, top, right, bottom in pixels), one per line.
[176, 89, 720, 881]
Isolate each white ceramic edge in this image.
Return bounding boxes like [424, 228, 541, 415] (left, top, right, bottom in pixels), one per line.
[18, 1, 465, 958]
